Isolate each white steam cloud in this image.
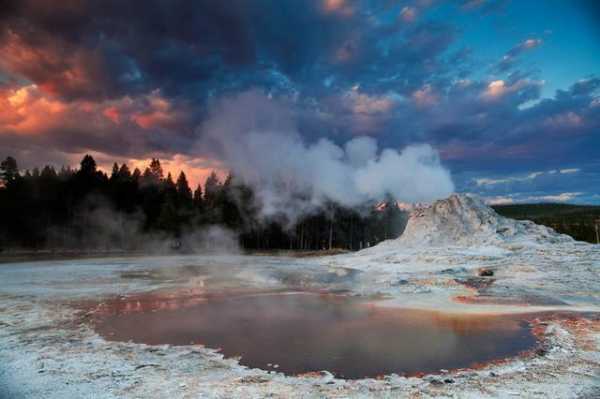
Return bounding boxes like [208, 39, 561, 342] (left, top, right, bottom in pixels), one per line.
[198, 90, 454, 222]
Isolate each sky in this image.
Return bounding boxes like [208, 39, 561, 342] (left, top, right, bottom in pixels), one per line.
[0, 0, 599, 204]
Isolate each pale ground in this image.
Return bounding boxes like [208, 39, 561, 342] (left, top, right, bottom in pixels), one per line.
[1, 195, 599, 398]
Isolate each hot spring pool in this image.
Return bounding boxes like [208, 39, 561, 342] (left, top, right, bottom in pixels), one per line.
[90, 291, 537, 379]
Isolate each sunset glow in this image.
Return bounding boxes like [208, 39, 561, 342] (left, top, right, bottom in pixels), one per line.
[0, 0, 598, 201]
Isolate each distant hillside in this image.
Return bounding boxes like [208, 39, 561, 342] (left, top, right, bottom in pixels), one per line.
[493, 203, 600, 244]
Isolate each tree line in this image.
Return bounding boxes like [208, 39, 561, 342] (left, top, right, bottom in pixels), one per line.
[0, 155, 406, 252]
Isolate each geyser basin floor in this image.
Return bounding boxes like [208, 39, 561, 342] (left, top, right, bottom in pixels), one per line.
[1, 254, 599, 398]
[90, 291, 537, 379]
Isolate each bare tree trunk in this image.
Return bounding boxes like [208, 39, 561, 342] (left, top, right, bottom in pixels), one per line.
[349, 215, 354, 250]
[328, 220, 333, 250]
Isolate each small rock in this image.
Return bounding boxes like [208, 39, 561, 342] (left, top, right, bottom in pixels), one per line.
[536, 348, 548, 357]
[240, 375, 270, 383]
[444, 378, 454, 384]
[478, 268, 494, 277]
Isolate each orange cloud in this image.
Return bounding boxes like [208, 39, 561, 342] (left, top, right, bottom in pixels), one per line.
[131, 90, 182, 130]
[103, 106, 121, 123]
[412, 84, 438, 107]
[344, 89, 395, 115]
[324, 0, 344, 11]
[322, 0, 353, 16]
[522, 38, 542, 49]
[0, 84, 187, 136]
[481, 79, 543, 101]
[0, 29, 114, 101]
[484, 80, 507, 98]
[0, 84, 67, 134]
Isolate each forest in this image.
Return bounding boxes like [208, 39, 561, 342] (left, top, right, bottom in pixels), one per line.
[0, 155, 406, 252]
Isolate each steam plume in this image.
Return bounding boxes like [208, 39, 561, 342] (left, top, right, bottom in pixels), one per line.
[198, 90, 454, 222]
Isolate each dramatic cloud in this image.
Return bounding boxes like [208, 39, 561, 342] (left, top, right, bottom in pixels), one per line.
[0, 0, 598, 203]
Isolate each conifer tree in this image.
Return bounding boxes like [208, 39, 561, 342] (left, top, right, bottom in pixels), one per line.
[176, 171, 193, 205]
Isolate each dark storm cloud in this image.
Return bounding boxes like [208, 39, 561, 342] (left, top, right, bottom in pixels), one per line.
[0, 0, 464, 155]
[0, 0, 462, 101]
[0, 0, 256, 100]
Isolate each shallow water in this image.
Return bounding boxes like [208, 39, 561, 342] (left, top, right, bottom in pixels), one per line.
[92, 292, 537, 379]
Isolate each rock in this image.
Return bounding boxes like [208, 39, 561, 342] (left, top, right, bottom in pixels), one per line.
[135, 364, 160, 370]
[536, 348, 548, 357]
[478, 268, 494, 277]
[440, 268, 468, 275]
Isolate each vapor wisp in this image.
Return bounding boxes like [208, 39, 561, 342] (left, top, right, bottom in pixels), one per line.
[45, 196, 240, 254]
[198, 90, 454, 222]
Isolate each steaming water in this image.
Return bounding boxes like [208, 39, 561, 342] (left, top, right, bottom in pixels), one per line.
[92, 291, 537, 378]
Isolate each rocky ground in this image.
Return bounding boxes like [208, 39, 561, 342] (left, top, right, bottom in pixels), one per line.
[1, 194, 599, 398]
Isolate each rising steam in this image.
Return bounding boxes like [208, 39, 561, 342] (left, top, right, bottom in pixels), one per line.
[198, 90, 454, 222]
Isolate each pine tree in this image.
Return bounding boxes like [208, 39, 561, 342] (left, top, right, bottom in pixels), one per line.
[118, 164, 131, 180]
[79, 154, 97, 175]
[176, 171, 193, 206]
[164, 172, 175, 189]
[149, 158, 163, 181]
[132, 168, 141, 182]
[163, 173, 178, 203]
[193, 184, 204, 209]
[204, 171, 221, 207]
[110, 163, 120, 181]
[40, 165, 57, 179]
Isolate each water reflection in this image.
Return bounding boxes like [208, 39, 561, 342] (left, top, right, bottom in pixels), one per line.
[92, 292, 536, 379]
